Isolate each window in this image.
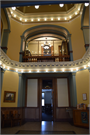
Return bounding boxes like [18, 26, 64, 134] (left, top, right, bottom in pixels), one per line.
[42, 99, 45, 106]
[42, 92, 45, 106]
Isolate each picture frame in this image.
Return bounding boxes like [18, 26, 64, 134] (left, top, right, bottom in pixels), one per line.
[4, 91, 16, 102]
[82, 93, 87, 101]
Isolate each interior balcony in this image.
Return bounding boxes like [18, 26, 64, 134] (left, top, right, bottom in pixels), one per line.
[22, 37, 70, 62]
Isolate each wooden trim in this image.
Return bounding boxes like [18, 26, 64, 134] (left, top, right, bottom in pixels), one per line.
[25, 79, 27, 107]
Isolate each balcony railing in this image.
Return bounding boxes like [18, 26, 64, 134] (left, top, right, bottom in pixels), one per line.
[23, 54, 70, 62]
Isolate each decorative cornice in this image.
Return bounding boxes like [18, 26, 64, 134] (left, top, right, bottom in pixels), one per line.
[0, 47, 90, 73]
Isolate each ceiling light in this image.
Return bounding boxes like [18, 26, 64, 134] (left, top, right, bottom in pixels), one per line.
[44, 18, 47, 21]
[31, 19, 33, 21]
[46, 70, 48, 72]
[7, 67, 9, 70]
[21, 70, 23, 72]
[59, 4, 64, 7]
[84, 66, 86, 69]
[37, 70, 39, 72]
[85, 3, 89, 7]
[3, 65, 5, 68]
[16, 69, 18, 72]
[12, 7, 16, 10]
[69, 16, 71, 19]
[65, 17, 67, 20]
[0, 61, 2, 65]
[38, 18, 40, 21]
[62, 69, 64, 72]
[88, 64, 90, 67]
[11, 11, 13, 14]
[54, 69, 56, 72]
[51, 18, 53, 21]
[76, 68, 78, 71]
[78, 8, 80, 11]
[75, 12, 77, 15]
[20, 18, 22, 21]
[71, 69, 73, 72]
[58, 17, 60, 20]
[35, 5, 39, 9]
[29, 70, 31, 73]
[25, 19, 27, 22]
[14, 15, 16, 17]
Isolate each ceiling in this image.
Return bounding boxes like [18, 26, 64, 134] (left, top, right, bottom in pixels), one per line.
[16, 4, 75, 14]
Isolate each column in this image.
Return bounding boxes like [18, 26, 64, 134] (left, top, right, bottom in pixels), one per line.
[19, 36, 25, 62]
[17, 74, 23, 107]
[17, 74, 26, 107]
[88, 68, 90, 108]
[68, 34, 73, 61]
[0, 69, 5, 95]
[1, 29, 10, 53]
[69, 73, 77, 107]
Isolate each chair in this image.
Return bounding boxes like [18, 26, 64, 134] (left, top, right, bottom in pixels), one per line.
[11, 110, 22, 127]
[2, 111, 12, 127]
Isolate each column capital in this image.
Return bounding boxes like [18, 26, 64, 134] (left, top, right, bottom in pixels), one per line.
[88, 67, 90, 72]
[4, 29, 11, 33]
[18, 73, 22, 77]
[72, 72, 76, 76]
[1, 69, 5, 73]
[21, 35, 25, 40]
[67, 34, 72, 38]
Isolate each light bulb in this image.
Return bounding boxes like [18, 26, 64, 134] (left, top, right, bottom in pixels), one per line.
[12, 7, 16, 10]
[25, 19, 27, 22]
[54, 69, 56, 72]
[29, 70, 31, 73]
[35, 5, 39, 9]
[58, 17, 60, 20]
[31, 19, 33, 21]
[38, 18, 40, 21]
[51, 18, 53, 21]
[62, 69, 64, 72]
[11, 11, 13, 14]
[59, 4, 64, 7]
[14, 15, 16, 17]
[20, 18, 22, 21]
[85, 3, 89, 7]
[44, 18, 47, 21]
[75, 12, 77, 15]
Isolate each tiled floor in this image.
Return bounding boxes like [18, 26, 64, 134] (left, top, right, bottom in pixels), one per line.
[1, 121, 89, 134]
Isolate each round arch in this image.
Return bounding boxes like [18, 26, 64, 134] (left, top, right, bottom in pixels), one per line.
[81, 5, 89, 50]
[20, 24, 73, 61]
[1, 8, 10, 53]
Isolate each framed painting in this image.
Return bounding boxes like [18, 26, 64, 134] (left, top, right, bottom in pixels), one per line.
[4, 91, 16, 102]
[82, 93, 87, 100]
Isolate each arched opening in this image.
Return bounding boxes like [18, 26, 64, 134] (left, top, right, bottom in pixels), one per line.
[20, 25, 73, 62]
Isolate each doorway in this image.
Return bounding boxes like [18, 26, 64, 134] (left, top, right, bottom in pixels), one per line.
[41, 79, 53, 121]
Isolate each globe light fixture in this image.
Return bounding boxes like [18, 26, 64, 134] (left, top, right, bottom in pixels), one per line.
[35, 5, 39, 9]
[12, 7, 16, 10]
[59, 4, 64, 7]
[85, 3, 89, 7]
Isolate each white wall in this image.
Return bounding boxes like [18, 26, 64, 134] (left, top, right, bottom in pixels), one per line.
[27, 79, 38, 107]
[57, 78, 69, 107]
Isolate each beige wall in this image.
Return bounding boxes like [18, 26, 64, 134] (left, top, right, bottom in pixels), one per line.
[1, 71, 19, 107]
[76, 69, 89, 106]
[6, 14, 85, 61]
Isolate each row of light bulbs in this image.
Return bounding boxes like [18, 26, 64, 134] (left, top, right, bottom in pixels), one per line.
[11, 4, 64, 10]
[11, 10, 80, 22]
[0, 62, 90, 73]
[11, 3, 89, 11]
